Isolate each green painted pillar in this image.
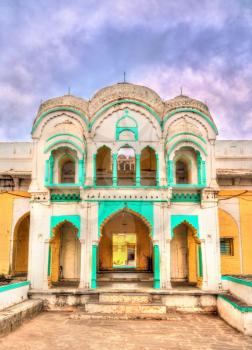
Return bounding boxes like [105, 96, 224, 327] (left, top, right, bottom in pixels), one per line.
[91, 244, 97, 289]
[136, 154, 140, 186]
[202, 160, 207, 186]
[168, 159, 173, 185]
[112, 153, 117, 187]
[78, 158, 84, 185]
[47, 246, 51, 276]
[49, 155, 54, 185]
[153, 244, 160, 289]
[197, 152, 202, 185]
[45, 159, 49, 186]
[93, 154, 97, 186]
[156, 153, 159, 186]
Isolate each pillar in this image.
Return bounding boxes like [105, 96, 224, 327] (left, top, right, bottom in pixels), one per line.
[167, 159, 173, 185]
[153, 244, 160, 289]
[136, 153, 140, 186]
[112, 153, 117, 187]
[91, 244, 97, 289]
[93, 154, 96, 186]
[165, 238, 172, 288]
[156, 153, 160, 186]
[202, 160, 207, 186]
[78, 158, 84, 185]
[200, 239, 208, 290]
[44, 159, 49, 186]
[49, 155, 54, 185]
[79, 239, 85, 288]
[197, 152, 202, 185]
[43, 239, 49, 290]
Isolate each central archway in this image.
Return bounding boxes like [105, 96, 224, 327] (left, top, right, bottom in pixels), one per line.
[98, 209, 153, 272]
[170, 222, 202, 287]
[49, 221, 81, 287]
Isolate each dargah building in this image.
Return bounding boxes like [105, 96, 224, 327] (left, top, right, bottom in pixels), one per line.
[0, 82, 252, 296]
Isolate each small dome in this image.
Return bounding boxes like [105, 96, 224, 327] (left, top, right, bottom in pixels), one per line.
[35, 95, 89, 123]
[89, 82, 164, 118]
[165, 94, 211, 118]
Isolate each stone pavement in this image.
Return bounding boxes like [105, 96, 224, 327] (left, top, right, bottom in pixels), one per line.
[0, 312, 252, 350]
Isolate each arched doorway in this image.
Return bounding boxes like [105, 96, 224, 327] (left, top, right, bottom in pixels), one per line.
[171, 222, 202, 286]
[49, 221, 81, 287]
[12, 213, 30, 277]
[99, 210, 153, 272]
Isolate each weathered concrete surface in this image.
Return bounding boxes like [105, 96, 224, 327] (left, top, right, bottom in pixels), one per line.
[1, 312, 252, 349]
[0, 300, 43, 337]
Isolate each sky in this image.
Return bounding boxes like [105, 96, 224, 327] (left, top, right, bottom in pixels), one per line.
[0, 0, 252, 141]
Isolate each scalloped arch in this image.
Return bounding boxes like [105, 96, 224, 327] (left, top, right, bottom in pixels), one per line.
[34, 112, 88, 139]
[163, 108, 218, 134]
[91, 105, 161, 139]
[99, 208, 152, 239]
[165, 114, 209, 140]
[98, 201, 154, 237]
[32, 107, 89, 134]
[170, 215, 199, 238]
[50, 215, 80, 238]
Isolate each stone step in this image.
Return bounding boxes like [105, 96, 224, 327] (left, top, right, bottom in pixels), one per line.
[85, 302, 167, 314]
[99, 293, 152, 304]
[70, 312, 180, 321]
[0, 299, 43, 337]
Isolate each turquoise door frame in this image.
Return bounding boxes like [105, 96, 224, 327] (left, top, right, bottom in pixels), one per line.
[90, 201, 160, 289]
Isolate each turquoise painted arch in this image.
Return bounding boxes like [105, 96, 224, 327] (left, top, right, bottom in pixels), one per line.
[170, 215, 199, 237]
[50, 215, 81, 238]
[98, 201, 154, 237]
[44, 139, 84, 156]
[89, 99, 162, 131]
[167, 138, 208, 157]
[163, 107, 218, 134]
[32, 107, 89, 134]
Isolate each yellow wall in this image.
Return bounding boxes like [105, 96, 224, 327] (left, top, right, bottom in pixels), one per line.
[12, 214, 30, 274]
[218, 190, 252, 275]
[240, 193, 252, 274]
[218, 208, 240, 274]
[0, 191, 30, 275]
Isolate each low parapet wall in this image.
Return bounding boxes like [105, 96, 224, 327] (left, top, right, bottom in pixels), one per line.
[222, 276, 252, 305]
[0, 281, 30, 311]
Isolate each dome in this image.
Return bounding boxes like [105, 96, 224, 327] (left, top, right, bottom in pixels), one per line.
[164, 94, 212, 118]
[89, 82, 164, 117]
[35, 95, 89, 124]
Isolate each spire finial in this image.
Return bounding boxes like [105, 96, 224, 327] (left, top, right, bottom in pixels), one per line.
[180, 86, 183, 95]
[123, 71, 126, 83]
[68, 86, 71, 95]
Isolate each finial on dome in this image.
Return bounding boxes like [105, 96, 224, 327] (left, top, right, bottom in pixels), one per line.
[180, 86, 183, 95]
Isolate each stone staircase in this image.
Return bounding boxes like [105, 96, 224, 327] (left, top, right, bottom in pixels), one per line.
[70, 291, 179, 320]
[97, 271, 153, 289]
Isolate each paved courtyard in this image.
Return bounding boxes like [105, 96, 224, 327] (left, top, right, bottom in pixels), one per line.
[1, 312, 252, 350]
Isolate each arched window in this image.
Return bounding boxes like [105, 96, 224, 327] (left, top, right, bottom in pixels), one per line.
[96, 146, 112, 186]
[140, 147, 156, 186]
[175, 159, 189, 184]
[117, 146, 136, 186]
[59, 156, 75, 183]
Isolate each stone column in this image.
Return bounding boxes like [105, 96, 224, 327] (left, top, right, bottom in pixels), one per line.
[165, 238, 172, 289]
[112, 153, 117, 186]
[153, 242, 160, 289]
[91, 242, 98, 289]
[78, 158, 84, 185]
[200, 239, 208, 290]
[135, 154, 140, 186]
[79, 239, 86, 289]
[43, 239, 50, 290]
[93, 154, 97, 186]
[49, 155, 54, 185]
[156, 153, 160, 186]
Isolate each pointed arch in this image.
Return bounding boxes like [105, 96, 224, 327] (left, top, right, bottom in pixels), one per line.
[50, 215, 80, 238]
[171, 215, 199, 238]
